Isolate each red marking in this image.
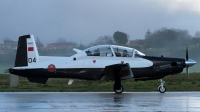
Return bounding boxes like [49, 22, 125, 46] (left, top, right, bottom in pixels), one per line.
[48, 64, 56, 72]
[28, 47, 34, 51]
[121, 61, 124, 64]
[93, 60, 96, 63]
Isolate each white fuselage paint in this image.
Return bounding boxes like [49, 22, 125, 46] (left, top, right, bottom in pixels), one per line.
[14, 51, 153, 69]
[14, 37, 153, 70]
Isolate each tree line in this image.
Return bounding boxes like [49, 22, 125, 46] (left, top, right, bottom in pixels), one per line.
[84, 28, 200, 51]
[1, 27, 200, 64]
[87, 28, 200, 61]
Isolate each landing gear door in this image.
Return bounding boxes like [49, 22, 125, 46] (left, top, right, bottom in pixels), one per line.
[121, 63, 134, 79]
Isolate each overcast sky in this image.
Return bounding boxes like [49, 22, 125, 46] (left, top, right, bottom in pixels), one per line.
[0, 0, 200, 45]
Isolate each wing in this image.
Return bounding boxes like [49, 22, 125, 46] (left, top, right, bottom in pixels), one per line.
[99, 63, 134, 81]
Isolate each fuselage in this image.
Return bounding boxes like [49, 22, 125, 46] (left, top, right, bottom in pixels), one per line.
[10, 45, 188, 81]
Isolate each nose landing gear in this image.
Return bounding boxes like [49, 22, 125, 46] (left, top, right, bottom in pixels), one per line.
[158, 79, 166, 93]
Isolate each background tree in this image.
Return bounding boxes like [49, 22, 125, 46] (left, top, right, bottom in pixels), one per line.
[145, 29, 151, 38]
[191, 31, 200, 47]
[56, 38, 66, 43]
[144, 28, 191, 48]
[195, 31, 200, 38]
[56, 37, 77, 49]
[77, 44, 86, 50]
[36, 36, 44, 49]
[89, 35, 114, 46]
[3, 37, 11, 42]
[113, 31, 129, 45]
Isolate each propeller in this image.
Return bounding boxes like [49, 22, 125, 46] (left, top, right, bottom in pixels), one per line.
[186, 46, 189, 79]
[184, 46, 196, 79]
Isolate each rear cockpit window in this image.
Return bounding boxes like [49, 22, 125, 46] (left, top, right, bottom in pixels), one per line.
[112, 46, 133, 57]
[85, 45, 113, 57]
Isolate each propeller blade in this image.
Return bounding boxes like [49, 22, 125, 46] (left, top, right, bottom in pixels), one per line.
[186, 46, 189, 79]
[186, 46, 188, 60]
[186, 67, 189, 79]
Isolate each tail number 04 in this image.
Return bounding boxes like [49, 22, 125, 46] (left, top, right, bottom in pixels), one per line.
[28, 58, 36, 63]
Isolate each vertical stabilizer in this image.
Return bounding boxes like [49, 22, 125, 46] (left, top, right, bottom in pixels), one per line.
[14, 35, 39, 67]
[27, 35, 39, 66]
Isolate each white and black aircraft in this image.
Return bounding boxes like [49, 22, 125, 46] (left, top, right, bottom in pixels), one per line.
[9, 35, 197, 93]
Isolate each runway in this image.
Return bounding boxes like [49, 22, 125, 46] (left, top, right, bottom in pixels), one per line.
[0, 92, 200, 111]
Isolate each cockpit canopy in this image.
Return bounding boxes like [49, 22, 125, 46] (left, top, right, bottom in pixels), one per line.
[84, 45, 145, 57]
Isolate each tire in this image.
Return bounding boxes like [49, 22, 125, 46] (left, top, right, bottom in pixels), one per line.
[158, 86, 166, 93]
[114, 85, 124, 94]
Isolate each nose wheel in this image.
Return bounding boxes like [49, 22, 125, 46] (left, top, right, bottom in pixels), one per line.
[158, 79, 166, 93]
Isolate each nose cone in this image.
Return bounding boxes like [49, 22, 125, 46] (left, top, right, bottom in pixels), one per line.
[185, 59, 197, 67]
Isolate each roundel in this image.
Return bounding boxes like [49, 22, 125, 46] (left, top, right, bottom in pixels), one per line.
[48, 64, 56, 72]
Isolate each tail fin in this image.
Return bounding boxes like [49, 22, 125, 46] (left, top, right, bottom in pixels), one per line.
[15, 35, 39, 67]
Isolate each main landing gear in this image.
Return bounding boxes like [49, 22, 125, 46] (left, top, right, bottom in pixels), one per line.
[113, 67, 123, 94]
[114, 81, 124, 94]
[158, 79, 166, 93]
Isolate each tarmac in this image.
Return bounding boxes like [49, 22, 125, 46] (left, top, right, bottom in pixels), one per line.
[0, 92, 200, 111]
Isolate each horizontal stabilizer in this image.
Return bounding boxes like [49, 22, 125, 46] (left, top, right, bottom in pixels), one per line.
[73, 48, 82, 53]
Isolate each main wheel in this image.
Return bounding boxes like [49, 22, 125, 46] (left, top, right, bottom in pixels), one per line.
[158, 86, 166, 93]
[114, 85, 124, 94]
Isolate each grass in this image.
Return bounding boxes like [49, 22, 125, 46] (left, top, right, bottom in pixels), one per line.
[0, 73, 200, 92]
